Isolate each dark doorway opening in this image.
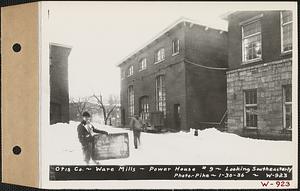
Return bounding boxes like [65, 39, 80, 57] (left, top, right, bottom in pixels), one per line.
[174, 104, 181, 130]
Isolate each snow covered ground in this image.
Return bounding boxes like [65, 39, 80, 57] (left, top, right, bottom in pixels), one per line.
[44, 121, 293, 166]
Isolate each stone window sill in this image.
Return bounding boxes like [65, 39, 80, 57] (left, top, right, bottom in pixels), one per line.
[244, 126, 258, 130]
[172, 52, 179, 56]
[154, 59, 165, 65]
[241, 58, 262, 65]
[280, 50, 292, 56]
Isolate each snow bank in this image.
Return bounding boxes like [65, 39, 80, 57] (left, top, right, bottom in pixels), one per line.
[43, 122, 293, 166]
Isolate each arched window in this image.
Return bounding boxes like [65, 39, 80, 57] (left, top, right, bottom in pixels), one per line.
[155, 75, 166, 117]
[139, 58, 147, 71]
[154, 48, 165, 63]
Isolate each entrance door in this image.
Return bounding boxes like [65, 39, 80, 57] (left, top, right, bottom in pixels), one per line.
[139, 96, 150, 122]
[174, 104, 181, 130]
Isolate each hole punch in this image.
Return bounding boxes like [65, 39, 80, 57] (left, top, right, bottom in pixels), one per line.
[12, 145, 22, 155]
[12, 43, 21, 52]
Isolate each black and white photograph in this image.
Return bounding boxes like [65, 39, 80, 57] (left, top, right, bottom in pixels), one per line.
[37, 1, 297, 189]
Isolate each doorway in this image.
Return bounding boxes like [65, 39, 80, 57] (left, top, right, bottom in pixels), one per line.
[174, 104, 181, 130]
[139, 96, 150, 122]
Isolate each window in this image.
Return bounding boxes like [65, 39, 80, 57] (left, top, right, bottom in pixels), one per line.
[128, 86, 134, 117]
[156, 75, 166, 117]
[155, 48, 165, 63]
[244, 89, 258, 128]
[283, 85, 292, 130]
[281, 11, 293, 53]
[139, 96, 150, 121]
[172, 39, 180, 55]
[139, 58, 147, 71]
[127, 65, 133, 77]
[242, 20, 262, 62]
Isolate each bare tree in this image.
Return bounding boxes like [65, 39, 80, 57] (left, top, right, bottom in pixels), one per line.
[70, 97, 90, 119]
[93, 93, 117, 125]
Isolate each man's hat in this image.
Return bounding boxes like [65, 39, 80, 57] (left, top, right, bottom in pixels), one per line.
[82, 111, 91, 117]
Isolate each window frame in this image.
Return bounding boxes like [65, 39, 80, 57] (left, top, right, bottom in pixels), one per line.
[280, 11, 293, 54]
[154, 48, 165, 64]
[283, 85, 292, 130]
[155, 75, 166, 118]
[128, 85, 134, 117]
[139, 96, 150, 121]
[243, 89, 258, 129]
[127, 65, 133, 77]
[139, 58, 147, 71]
[172, 39, 180, 56]
[241, 19, 262, 64]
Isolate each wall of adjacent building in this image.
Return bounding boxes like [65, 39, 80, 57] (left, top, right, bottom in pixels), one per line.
[227, 59, 292, 140]
[50, 45, 71, 124]
[227, 11, 292, 70]
[184, 24, 228, 130]
[226, 11, 293, 140]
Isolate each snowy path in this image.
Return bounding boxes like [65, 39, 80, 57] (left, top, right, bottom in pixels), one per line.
[44, 121, 293, 165]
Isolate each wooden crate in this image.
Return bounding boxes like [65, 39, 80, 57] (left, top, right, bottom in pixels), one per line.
[92, 133, 129, 160]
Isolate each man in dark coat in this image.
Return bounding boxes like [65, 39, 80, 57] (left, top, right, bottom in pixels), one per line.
[129, 114, 144, 149]
[77, 111, 108, 164]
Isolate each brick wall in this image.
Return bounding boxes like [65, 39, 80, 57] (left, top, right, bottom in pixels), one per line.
[184, 23, 228, 130]
[226, 58, 292, 140]
[186, 63, 227, 130]
[120, 21, 228, 132]
[120, 26, 186, 129]
[227, 11, 292, 70]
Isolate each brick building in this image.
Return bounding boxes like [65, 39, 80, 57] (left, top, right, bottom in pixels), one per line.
[224, 11, 293, 140]
[118, 19, 228, 131]
[50, 43, 72, 124]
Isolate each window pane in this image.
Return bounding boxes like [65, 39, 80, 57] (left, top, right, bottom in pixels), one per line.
[243, 20, 261, 37]
[245, 89, 257, 104]
[161, 49, 165, 60]
[245, 90, 257, 127]
[156, 75, 166, 117]
[285, 105, 292, 129]
[282, 23, 293, 52]
[282, 11, 292, 24]
[243, 34, 262, 61]
[173, 39, 179, 54]
[128, 86, 134, 117]
[253, 90, 257, 104]
[140, 58, 147, 70]
[284, 85, 292, 102]
[245, 107, 258, 127]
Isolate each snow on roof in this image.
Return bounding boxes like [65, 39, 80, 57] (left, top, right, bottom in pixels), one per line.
[220, 11, 237, 20]
[50, 42, 73, 50]
[116, 17, 227, 67]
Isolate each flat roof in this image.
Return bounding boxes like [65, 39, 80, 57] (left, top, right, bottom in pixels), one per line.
[116, 17, 227, 67]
